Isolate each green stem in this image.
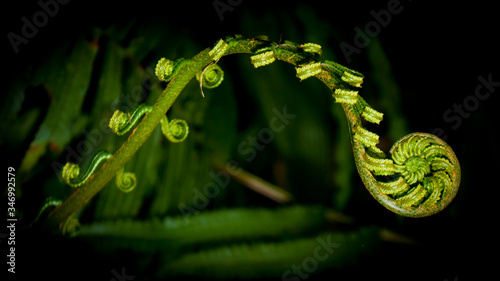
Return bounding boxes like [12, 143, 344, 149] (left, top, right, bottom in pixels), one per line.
[44, 50, 209, 231]
[44, 37, 269, 233]
[44, 34, 461, 231]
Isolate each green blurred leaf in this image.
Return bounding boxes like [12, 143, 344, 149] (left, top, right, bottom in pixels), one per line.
[1, 76, 28, 146]
[157, 226, 380, 279]
[80, 205, 327, 252]
[19, 36, 99, 175]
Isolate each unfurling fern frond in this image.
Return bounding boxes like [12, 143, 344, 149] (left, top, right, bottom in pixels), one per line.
[48, 35, 461, 232]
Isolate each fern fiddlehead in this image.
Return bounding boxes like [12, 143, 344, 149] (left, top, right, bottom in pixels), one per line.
[155, 57, 191, 82]
[239, 36, 460, 217]
[109, 104, 189, 143]
[317, 61, 460, 217]
[62, 213, 81, 237]
[47, 35, 460, 232]
[108, 104, 151, 136]
[62, 150, 138, 192]
[310, 59, 460, 217]
[62, 150, 112, 188]
[368, 132, 461, 216]
[66, 100, 189, 190]
[115, 167, 137, 193]
[197, 63, 224, 89]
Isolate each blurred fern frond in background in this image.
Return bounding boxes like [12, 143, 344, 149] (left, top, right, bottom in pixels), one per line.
[3, 1, 497, 280]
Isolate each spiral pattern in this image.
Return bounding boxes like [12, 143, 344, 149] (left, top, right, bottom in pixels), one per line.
[48, 36, 462, 231]
[62, 215, 81, 238]
[62, 162, 80, 186]
[109, 104, 152, 136]
[109, 104, 189, 144]
[196, 63, 224, 89]
[62, 151, 112, 188]
[366, 133, 460, 217]
[305, 39, 462, 217]
[160, 116, 189, 143]
[115, 167, 137, 193]
[155, 57, 191, 82]
[62, 150, 139, 193]
[155, 57, 174, 82]
[109, 110, 129, 135]
[155, 38, 462, 218]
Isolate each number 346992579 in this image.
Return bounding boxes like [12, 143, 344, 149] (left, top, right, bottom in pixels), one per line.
[7, 167, 16, 216]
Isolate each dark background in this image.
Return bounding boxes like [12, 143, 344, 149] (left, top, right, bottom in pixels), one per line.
[3, 0, 498, 280]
